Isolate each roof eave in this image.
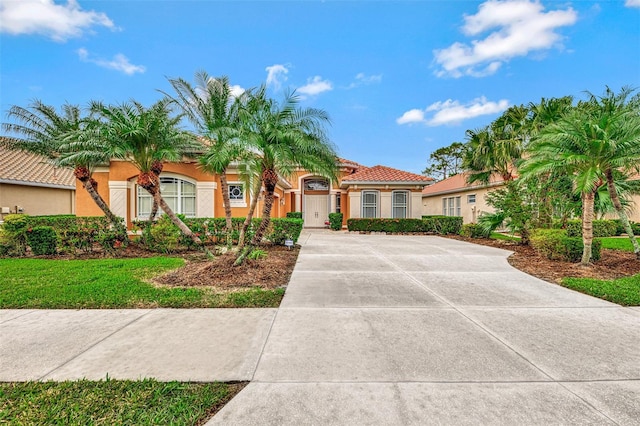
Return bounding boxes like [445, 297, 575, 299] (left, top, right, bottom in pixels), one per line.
[0, 179, 76, 190]
[340, 180, 432, 188]
[422, 180, 505, 197]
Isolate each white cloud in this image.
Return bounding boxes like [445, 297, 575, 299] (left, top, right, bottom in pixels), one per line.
[230, 84, 245, 98]
[397, 97, 509, 126]
[347, 72, 383, 89]
[0, 0, 114, 42]
[297, 76, 333, 96]
[396, 109, 426, 125]
[77, 48, 145, 75]
[625, 0, 640, 7]
[265, 64, 289, 90]
[434, 0, 577, 78]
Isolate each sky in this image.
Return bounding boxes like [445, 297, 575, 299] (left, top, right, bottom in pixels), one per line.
[1, 0, 639, 175]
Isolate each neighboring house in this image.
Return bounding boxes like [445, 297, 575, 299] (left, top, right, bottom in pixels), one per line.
[0, 147, 76, 221]
[423, 172, 640, 224]
[75, 157, 434, 228]
[422, 172, 507, 223]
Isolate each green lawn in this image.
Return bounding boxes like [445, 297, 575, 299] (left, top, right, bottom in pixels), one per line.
[0, 379, 245, 425]
[0, 257, 284, 309]
[562, 274, 640, 306]
[490, 232, 521, 242]
[599, 236, 635, 252]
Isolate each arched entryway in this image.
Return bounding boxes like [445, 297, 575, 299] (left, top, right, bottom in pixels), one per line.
[303, 177, 330, 227]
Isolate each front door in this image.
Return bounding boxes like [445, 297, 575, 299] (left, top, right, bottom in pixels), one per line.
[304, 194, 328, 227]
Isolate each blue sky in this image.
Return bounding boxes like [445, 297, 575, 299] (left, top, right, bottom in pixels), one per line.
[1, 0, 639, 174]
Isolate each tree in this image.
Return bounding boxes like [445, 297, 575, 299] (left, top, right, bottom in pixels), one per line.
[165, 72, 248, 246]
[1, 100, 127, 241]
[422, 142, 465, 181]
[235, 87, 338, 264]
[88, 99, 204, 246]
[520, 103, 613, 265]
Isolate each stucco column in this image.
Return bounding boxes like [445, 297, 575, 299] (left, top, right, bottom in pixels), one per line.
[411, 192, 423, 219]
[108, 181, 128, 221]
[329, 192, 336, 213]
[380, 192, 392, 218]
[349, 192, 361, 219]
[196, 182, 216, 218]
[295, 192, 302, 212]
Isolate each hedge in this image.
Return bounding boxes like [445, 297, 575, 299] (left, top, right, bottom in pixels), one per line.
[530, 228, 601, 262]
[286, 212, 303, 220]
[328, 213, 343, 230]
[134, 216, 304, 251]
[25, 226, 58, 255]
[460, 223, 490, 239]
[347, 216, 462, 235]
[611, 219, 640, 236]
[566, 220, 618, 238]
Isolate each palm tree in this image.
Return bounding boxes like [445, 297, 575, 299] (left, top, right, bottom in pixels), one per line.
[165, 72, 248, 246]
[584, 86, 640, 258]
[235, 87, 338, 264]
[1, 100, 127, 241]
[521, 104, 611, 265]
[89, 99, 204, 245]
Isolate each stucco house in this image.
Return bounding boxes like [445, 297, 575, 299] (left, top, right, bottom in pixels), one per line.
[421, 173, 507, 223]
[75, 157, 434, 229]
[422, 171, 640, 224]
[0, 147, 75, 221]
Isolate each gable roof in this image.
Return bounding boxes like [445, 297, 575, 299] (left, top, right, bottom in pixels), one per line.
[422, 172, 506, 197]
[341, 165, 434, 185]
[0, 147, 75, 189]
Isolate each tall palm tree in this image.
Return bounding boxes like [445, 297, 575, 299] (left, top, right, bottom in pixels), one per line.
[1, 100, 127, 241]
[521, 104, 611, 265]
[585, 86, 640, 258]
[89, 99, 204, 245]
[235, 87, 338, 264]
[165, 72, 248, 246]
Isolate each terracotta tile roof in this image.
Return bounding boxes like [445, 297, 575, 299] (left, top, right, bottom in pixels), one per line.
[422, 172, 506, 196]
[342, 165, 434, 183]
[337, 157, 364, 168]
[0, 147, 75, 189]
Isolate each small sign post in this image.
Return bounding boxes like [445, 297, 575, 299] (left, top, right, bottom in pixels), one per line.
[284, 239, 294, 250]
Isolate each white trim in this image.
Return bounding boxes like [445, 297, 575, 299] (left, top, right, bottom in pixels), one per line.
[391, 190, 410, 219]
[227, 181, 247, 208]
[109, 181, 128, 220]
[361, 190, 380, 218]
[196, 181, 216, 217]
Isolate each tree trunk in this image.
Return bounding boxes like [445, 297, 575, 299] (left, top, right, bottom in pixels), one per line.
[581, 191, 595, 265]
[75, 167, 127, 243]
[219, 171, 233, 248]
[148, 200, 159, 222]
[236, 170, 276, 265]
[605, 168, 640, 259]
[238, 177, 263, 250]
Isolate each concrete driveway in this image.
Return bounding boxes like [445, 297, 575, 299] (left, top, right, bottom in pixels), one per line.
[210, 231, 640, 425]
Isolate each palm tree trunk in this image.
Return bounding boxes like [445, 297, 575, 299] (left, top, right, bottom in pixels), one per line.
[605, 168, 640, 259]
[76, 171, 127, 243]
[151, 190, 202, 246]
[219, 171, 233, 247]
[148, 200, 159, 222]
[581, 190, 595, 265]
[238, 177, 263, 250]
[236, 172, 275, 266]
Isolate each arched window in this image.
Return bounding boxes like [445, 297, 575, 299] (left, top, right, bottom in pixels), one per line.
[392, 191, 409, 218]
[137, 177, 196, 218]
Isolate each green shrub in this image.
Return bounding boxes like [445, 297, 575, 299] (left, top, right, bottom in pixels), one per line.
[1, 214, 29, 256]
[247, 249, 268, 260]
[328, 213, 343, 231]
[26, 226, 58, 255]
[566, 219, 618, 238]
[147, 216, 183, 253]
[530, 228, 601, 262]
[286, 212, 303, 220]
[346, 217, 462, 235]
[460, 223, 489, 238]
[266, 218, 304, 244]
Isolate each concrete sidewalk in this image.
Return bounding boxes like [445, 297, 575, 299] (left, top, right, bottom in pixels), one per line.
[210, 231, 640, 425]
[2, 231, 639, 424]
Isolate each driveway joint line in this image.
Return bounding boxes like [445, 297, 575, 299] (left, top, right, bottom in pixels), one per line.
[0, 309, 36, 324]
[37, 309, 153, 381]
[249, 307, 280, 381]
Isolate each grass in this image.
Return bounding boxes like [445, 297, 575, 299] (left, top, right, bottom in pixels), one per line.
[0, 379, 245, 425]
[0, 257, 284, 309]
[562, 274, 640, 306]
[490, 232, 521, 242]
[599, 236, 635, 252]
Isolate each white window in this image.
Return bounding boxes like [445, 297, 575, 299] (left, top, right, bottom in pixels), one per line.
[138, 177, 196, 218]
[442, 196, 461, 217]
[467, 194, 476, 204]
[392, 191, 409, 219]
[362, 191, 378, 218]
[228, 182, 247, 207]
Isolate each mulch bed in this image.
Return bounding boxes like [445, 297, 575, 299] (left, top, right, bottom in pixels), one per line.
[448, 235, 640, 283]
[154, 244, 300, 289]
